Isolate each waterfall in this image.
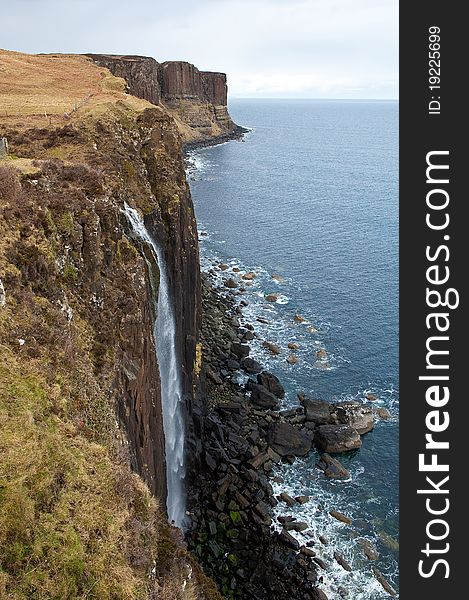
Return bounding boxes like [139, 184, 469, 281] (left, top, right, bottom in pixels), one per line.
[123, 202, 186, 527]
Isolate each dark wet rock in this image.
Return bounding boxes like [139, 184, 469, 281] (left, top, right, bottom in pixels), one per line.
[287, 354, 299, 364]
[358, 539, 379, 560]
[366, 392, 378, 401]
[317, 453, 350, 480]
[206, 368, 223, 385]
[278, 530, 300, 550]
[231, 342, 250, 359]
[295, 495, 310, 504]
[283, 521, 309, 532]
[315, 425, 362, 453]
[299, 394, 332, 425]
[226, 358, 240, 371]
[269, 422, 312, 457]
[334, 551, 352, 572]
[257, 371, 285, 398]
[372, 566, 397, 596]
[300, 546, 316, 558]
[277, 515, 295, 524]
[329, 510, 352, 525]
[279, 492, 296, 506]
[218, 263, 229, 270]
[334, 401, 374, 434]
[313, 557, 329, 570]
[288, 342, 300, 350]
[265, 294, 278, 302]
[224, 277, 238, 288]
[241, 357, 263, 374]
[316, 349, 328, 360]
[311, 589, 329, 600]
[249, 383, 279, 409]
[319, 535, 329, 546]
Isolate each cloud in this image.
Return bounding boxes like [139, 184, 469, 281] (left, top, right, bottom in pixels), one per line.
[2, 0, 398, 98]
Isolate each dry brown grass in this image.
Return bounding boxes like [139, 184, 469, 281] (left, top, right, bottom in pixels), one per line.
[0, 49, 152, 130]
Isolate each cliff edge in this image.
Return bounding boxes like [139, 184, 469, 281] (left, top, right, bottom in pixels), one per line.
[0, 48, 218, 599]
[87, 54, 245, 147]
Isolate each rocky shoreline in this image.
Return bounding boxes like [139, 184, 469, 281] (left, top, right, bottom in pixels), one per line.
[184, 124, 250, 153]
[186, 272, 396, 600]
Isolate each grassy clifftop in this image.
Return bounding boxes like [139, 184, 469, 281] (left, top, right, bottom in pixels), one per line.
[0, 49, 219, 600]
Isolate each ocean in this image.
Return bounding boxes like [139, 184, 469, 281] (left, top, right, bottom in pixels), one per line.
[187, 99, 399, 598]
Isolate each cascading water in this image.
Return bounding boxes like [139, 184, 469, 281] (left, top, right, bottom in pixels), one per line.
[123, 202, 186, 527]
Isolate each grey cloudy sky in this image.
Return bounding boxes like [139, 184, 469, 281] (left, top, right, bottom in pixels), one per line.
[2, 0, 398, 99]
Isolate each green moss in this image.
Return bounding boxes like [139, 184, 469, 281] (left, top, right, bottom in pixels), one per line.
[62, 263, 78, 283]
[57, 212, 75, 236]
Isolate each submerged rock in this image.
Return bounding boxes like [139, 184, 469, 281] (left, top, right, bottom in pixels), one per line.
[287, 354, 299, 364]
[242, 271, 256, 280]
[358, 538, 379, 561]
[375, 407, 391, 420]
[315, 425, 362, 453]
[288, 342, 300, 350]
[224, 277, 238, 288]
[317, 453, 350, 480]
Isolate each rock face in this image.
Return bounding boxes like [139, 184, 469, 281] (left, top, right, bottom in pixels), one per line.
[87, 54, 244, 146]
[86, 54, 161, 104]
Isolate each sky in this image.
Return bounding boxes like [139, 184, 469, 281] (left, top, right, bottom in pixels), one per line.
[2, 0, 398, 99]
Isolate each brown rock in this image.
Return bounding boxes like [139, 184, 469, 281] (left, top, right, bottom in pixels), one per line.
[329, 510, 353, 525]
[279, 492, 296, 506]
[288, 342, 300, 350]
[287, 354, 299, 364]
[375, 407, 391, 420]
[265, 294, 278, 302]
[372, 567, 397, 596]
[334, 551, 352, 572]
[316, 349, 328, 360]
[315, 425, 362, 453]
[294, 314, 306, 322]
[242, 272, 256, 280]
[262, 341, 281, 355]
[295, 495, 310, 504]
[224, 278, 238, 289]
[334, 401, 374, 434]
[358, 539, 379, 560]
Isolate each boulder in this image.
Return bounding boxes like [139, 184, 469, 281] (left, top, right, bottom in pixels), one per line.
[375, 407, 391, 420]
[265, 294, 278, 302]
[231, 342, 250, 359]
[317, 453, 350, 480]
[334, 551, 352, 572]
[294, 314, 306, 323]
[334, 401, 374, 434]
[262, 341, 280, 355]
[283, 521, 309, 532]
[278, 530, 300, 550]
[241, 357, 263, 374]
[315, 425, 361, 453]
[358, 539, 379, 561]
[279, 492, 296, 506]
[288, 342, 300, 350]
[224, 277, 238, 288]
[316, 349, 328, 360]
[242, 272, 256, 280]
[372, 567, 397, 596]
[287, 354, 299, 364]
[249, 383, 279, 409]
[257, 371, 285, 398]
[269, 422, 312, 457]
[299, 394, 332, 424]
[295, 495, 310, 505]
[329, 510, 352, 525]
